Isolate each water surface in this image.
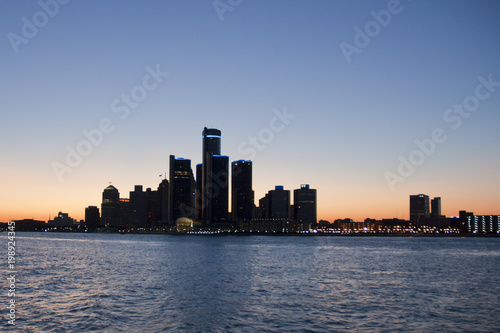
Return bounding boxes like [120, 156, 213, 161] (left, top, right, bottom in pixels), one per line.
[9, 233, 500, 332]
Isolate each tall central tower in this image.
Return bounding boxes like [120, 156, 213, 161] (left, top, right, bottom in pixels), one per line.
[203, 127, 221, 160]
[201, 127, 228, 225]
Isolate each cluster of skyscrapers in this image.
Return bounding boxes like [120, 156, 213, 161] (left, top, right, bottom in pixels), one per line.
[7, 187, 497, 235]
[87, 127, 317, 232]
[409, 194, 442, 223]
[408, 194, 499, 234]
[77, 132, 498, 235]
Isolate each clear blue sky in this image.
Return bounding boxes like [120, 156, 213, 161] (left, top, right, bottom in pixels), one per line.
[1, 0, 499, 221]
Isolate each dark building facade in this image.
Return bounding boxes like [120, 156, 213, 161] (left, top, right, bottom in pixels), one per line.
[232, 160, 254, 223]
[84, 206, 100, 231]
[130, 185, 148, 227]
[410, 194, 430, 223]
[431, 197, 441, 219]
[119, 198, 131, 227]
[293, 184, 317, 230]
[200, 128, 229, 225]
[201, 128, 221, 224]
[169, 155, 195, 223]
[268, 186, 290, 219]
[146, 187, 161, 227]
[51, 212, 76, 228]
[101, 185, 121, 227]
[211, 155, 229, 223]
[459, 210, 500, 234]
[157, 179, 169, 224]
[256, 194, 269, 219]
[195, 163, 203, 221]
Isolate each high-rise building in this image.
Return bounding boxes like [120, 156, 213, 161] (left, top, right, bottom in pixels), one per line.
[84, 206, 100, 231]
[157, 179, 169, 224]
[195, 163, 203, 221]
[130, 185, 148, 227]
[268, 186, 290, 219]
[256, 194, 269, 219]
[101, 185, 120, 227]
[119, 198, 131, 227]
[169, 155, 195, 223]
[431, 197, 441, 219]
[410, 194, 430, 223]
[232, 160, 254, 223]
[211, 155, 229, 223]
[251, 186, 292, 233]
[201, 127, 229, 225]
[294, 184, 317, 229]
[146, 187, 161, 227]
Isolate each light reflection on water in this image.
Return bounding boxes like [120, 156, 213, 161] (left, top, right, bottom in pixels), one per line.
[11, 233, 500, 332]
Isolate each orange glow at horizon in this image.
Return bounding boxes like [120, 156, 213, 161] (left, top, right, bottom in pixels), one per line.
[1, 183, 498, 223]
[1, 152, 499, 223]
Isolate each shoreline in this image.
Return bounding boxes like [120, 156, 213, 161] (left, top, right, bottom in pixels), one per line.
[10, 230, 500, 237]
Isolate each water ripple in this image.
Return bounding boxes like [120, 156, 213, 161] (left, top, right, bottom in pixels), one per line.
[11, 233, 500, 332]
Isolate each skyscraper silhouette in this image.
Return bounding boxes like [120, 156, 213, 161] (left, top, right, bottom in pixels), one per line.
[431, 197, 441, 219]
[169, 155, 195, 223]
[130, 185, 148, 226]
[232, 160, 254, 223]
[84, 206, 100, 231]
[157, 179, 169, 224]
[211, 155, 229, 223]
[146, 187, 161, 227]
[195, 163, 203, 220]
[293, 184, 317, 230]
[201, 128, 229, 225]
[101, 185, 120, 227]
[410, 194, 430, 223]
[268, 186, 290, 219]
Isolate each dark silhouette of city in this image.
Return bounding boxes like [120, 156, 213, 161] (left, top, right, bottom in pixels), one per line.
[96, 127, 319, 233]
[3, 127, 498, 235]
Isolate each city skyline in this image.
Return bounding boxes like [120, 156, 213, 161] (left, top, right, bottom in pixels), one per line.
[1, 1, 499, 222]
[96, 126, 319, 231]
[3, 127, 498, 234]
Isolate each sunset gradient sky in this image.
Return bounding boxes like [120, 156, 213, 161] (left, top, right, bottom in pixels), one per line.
[1, 0, 499, 222]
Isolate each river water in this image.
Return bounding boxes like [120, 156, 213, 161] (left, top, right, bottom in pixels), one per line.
[8, 233, 500, 332]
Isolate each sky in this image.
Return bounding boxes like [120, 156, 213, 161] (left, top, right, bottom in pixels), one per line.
[1, 0, 499, 222]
